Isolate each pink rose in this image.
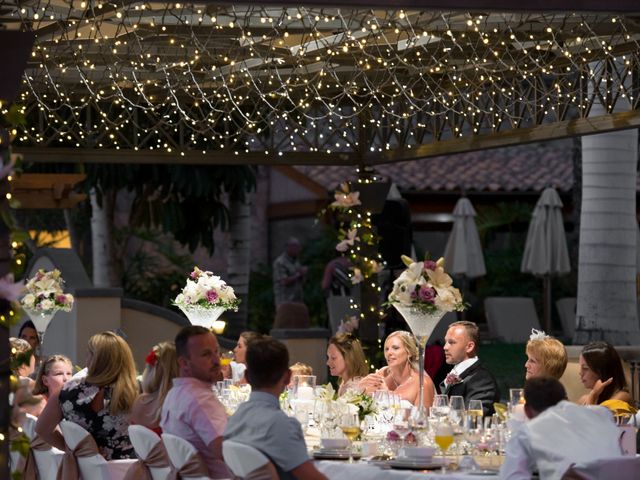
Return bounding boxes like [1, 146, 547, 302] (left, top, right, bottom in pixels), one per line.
[55, 294, 67, 304]
[206, 290, 219, 303]
[418, 285, 436, 303]
[423, 260, 438, 271]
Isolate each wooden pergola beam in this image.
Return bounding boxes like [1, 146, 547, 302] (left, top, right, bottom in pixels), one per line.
[14, 147, 360, 166]
[215, 1, 640, 12]
[365, 110, 640, 166]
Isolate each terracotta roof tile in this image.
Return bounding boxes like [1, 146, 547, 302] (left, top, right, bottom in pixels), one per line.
[296, 139, 576, 193]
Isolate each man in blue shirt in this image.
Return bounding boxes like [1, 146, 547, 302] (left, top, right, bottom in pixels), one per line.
[224, 337, 327, 480]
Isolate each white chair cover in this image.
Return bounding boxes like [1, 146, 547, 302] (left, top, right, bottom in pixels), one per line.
[23, 413, 64, 480]
[161, 434, 211, 480]
[60, 420, 135, 480]
[222, 440, 272, 478]
[128, 425, 171, 480]
[562, 456, 640, 479]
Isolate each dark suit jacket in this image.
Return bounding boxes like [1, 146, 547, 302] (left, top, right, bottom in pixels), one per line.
[440, 360, 500, 417]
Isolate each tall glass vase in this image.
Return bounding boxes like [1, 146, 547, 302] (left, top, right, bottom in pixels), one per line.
[177, 305, 226, 330]
[23, 308, 58, 352]
[393, 304, 445, 426]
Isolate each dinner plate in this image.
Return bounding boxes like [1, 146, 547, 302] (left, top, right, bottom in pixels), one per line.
[387, 457, 445, 470]
[467, 469, 499, 476]
[312, 449, 361, 460]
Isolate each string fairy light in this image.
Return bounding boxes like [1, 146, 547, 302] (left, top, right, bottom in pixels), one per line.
[3, 4, 638, 156]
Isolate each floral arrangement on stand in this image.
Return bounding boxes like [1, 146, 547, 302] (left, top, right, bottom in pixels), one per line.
[20, 269, 74, 313]
[388, 255, 465, 314]
[173, 267, 240, 310]
[338, 389, 378, 423]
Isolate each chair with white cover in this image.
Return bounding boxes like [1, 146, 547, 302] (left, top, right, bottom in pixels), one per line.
[161, 433, 211, 480]
[484, 297, 541, 343]
[222, 440, 278, 480]
[59, 420, 135, 480]
[561, 456, 640, 479]
[125, 425, 171, 480]
[22, 413, 64, 480]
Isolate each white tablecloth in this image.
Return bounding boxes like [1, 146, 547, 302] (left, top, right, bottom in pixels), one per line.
[315, 460, 498, 479]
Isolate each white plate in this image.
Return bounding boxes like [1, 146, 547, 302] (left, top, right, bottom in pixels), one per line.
[467, 469, 499, 476]
[312, 449, 361, 460]
[387, 457, 445, 470]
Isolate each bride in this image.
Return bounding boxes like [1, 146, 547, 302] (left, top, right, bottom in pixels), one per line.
[360, 330, 435, 407]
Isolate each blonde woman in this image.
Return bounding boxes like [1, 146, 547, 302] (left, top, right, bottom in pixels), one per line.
[36, 331, 138, 459]
[32, 354, 73, 402]
[130, 342, 178, 434]
[524, 330, 568, 380]
[360, 330, 435, 408]
[326, 333, 368, 396]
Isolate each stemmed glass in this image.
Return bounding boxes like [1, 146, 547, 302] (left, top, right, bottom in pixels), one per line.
[340, 412, 361, 463]
[449, 396, 465, 458]
[467, 400, 484, 428]
[392, 407, 413, 452]
[430, 394, 450, 420]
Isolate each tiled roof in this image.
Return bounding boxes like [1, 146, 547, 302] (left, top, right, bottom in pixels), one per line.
[295, 139, 576, 193]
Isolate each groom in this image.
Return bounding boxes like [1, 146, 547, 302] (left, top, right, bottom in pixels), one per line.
[441, 321, 500, 416]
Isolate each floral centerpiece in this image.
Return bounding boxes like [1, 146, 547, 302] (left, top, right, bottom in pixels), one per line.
[174, 267, 240, 329]
[338, 389, 377, 423]
[389, 255, 465, 314]
[20, 269, 74, 345]
[388, 255, 465, 425]
[21, 269, 74, 314]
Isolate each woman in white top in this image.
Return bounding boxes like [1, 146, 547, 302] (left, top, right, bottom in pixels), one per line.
[326, 333, 368, 396]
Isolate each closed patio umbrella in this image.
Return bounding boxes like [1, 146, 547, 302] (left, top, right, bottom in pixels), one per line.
[444, 197, 486, 279]
[521, 187, 570, 332]
[444, 197, 486, 320]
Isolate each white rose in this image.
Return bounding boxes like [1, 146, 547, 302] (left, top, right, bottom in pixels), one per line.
[39, 299, 55, 311]
[21, 293, 35, 308]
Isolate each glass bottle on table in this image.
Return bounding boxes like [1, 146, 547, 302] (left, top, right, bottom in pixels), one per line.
[340, 412, 361, 463]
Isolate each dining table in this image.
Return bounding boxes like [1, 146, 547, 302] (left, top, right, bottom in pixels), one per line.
[315, 459, 500, 479]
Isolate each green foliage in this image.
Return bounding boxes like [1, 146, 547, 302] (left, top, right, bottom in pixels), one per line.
[247, 264, 275, 334]
[478, 343, 527, 399]
[118, 227, 194, 308]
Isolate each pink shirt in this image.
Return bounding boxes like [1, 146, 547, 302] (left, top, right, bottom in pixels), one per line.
[160, 377, 229, 478]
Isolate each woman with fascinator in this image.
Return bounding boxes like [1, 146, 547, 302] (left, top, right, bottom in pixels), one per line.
[524, 329, 568, 380]
[360, 330, 435, 407]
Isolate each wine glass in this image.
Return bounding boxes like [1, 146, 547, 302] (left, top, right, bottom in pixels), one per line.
[340, 412, 361, 463]
[431, 394, 450, 420]
[448, 396, 465, 457]
[467, 400, 484, 429]
[509, 388, 524, 416]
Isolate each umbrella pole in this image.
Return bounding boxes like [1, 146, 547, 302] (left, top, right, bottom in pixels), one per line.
[543, 275, 552, 333]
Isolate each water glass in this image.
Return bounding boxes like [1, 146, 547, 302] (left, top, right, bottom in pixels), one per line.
[293, 375, 316, 400]
[449, 396, 465, 423]
[467, 400, 484, 429]
[509, 388, 524, 414]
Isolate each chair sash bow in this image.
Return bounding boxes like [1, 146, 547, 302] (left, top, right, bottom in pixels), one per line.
[123, 441, 170, 480]
[23, 435, 52, 480]
[56, 434, 101, 480]
[167, 451, 210, 480]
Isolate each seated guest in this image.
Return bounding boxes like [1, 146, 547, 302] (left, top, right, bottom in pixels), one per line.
[500, 377, 623, 480]
[224, 337, 327, 480]
[441, 321, 499, 416]
[161, 326, 230, 479]
[326, 333, 368, 396]
[230, 331, 262, 384]
[32, 354, 73, 405]
[525, 330, 568, 380]
[578, 341, 632, 405]
[130, 342, 178, 434]
[10, 337, 44, 417]
[18, 320, 40, 365]
[360, 330, 435, 407]
[36, 331, 138, 459]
